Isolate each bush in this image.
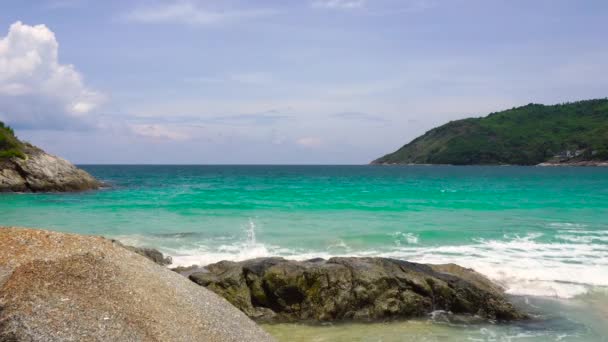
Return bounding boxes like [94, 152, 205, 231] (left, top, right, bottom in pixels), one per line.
[0, 149, 25, 159]
[0, 120, 24, 159]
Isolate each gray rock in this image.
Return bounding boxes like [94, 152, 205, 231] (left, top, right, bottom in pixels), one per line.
[129, 247, 173, 266]
[0, 227, 275, 342]
[0, 144, 100, 192]
[109, 240, 173, 266]
[189, 257, 527, 323]
[172, 264, 207, 277]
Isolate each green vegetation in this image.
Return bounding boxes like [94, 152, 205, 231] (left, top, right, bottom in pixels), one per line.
[0, 121, 25, 160]
[373, 98, 608, 165]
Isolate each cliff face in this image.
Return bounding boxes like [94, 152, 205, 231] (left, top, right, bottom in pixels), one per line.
[0, 143, 100, 192]
[0, 227, 275, 342]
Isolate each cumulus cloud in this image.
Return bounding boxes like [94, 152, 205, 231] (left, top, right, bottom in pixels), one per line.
[125, 1, 278, 26]
[0, 21, 103, 129]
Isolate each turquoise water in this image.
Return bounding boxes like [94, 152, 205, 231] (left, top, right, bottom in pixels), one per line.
[1, 165, 608, 340]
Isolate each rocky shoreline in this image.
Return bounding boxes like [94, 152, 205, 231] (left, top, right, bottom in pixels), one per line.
[0, 144, 100, 192]
[372, 161, 608, 166]
[0, 227, 528, 341]
[129, 247, 527, 324]
[537, 160, 608, 167]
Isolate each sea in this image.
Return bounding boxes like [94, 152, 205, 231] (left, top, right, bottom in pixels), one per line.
[1, 165, 607, 341]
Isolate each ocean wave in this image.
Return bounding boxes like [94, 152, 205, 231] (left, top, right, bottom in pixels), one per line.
[556, 234, 608, 243]
[327, 240, 353, 252]
[391, 232, 419, 245]
[165, 233, 608, 300]
[548, 222, 588, 229]
[116, 221, 608, 300]
[557, 229, 608, 235]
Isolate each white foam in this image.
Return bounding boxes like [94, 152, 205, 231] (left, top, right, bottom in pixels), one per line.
[170, 243, 280, 266]
[327, 240, 352, 252]
[557, 229, 608, 235]
[556, 234, 608, 243]
[548, 222, 588, 229]
[391, 232, 419, 245]
[122, 226, 608, 299]
[393, 235, 608, 299]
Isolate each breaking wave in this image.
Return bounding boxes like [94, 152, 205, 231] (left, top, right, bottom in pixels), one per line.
[117, 222, 608, 300]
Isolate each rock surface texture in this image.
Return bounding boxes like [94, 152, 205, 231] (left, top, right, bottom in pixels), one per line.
[188, 257, 526, 323]
[0, 227, 275, 342]
[0, 144, 100, 192]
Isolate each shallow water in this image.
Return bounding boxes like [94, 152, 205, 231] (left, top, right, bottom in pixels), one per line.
[1, 165, 607, 340]
[264, 292, 608, 341]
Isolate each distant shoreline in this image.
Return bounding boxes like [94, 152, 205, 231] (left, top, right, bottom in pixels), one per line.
[537, 161, 608, 167]
[370, 161, 608, 167]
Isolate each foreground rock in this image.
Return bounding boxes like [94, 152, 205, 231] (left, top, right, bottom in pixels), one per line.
[188, 257, 526, 323]
[0, 227, 274, 342]
[0, 144, 100, 192]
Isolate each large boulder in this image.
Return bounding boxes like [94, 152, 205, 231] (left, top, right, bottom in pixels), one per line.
[188, 257, 526, 323]
[0, 144, 100, 192]
[0, 227, 274, 342]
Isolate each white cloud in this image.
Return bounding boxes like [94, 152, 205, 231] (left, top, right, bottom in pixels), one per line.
[130, 124, 190, 141]
[185, 72, 275, 86]
[0, 21, 103, 129]
[312, 0, 435, 14]
[125, 1, 278, 26]
[228, 72, 275, 85]
[296, 136, 323, 148]
[312, 0, 366, 9]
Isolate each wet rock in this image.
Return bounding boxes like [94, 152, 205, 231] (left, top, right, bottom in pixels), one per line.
[124, 246, 173, 266]
[171, 264, 206, 277]
[109, 240, 173, 266]
[189, 257, 527, 323]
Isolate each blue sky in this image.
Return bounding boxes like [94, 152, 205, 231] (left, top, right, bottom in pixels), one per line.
[0, 0, 607, 164]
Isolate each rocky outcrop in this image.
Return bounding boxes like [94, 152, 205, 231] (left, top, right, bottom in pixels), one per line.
[0, 227, 274, 342]
[187, 257, 526, 323]
[0, 144, 100, 192]
[126, 246, 173, 266]
[111, 240, 173, 266]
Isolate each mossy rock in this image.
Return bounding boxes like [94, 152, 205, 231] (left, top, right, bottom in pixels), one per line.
[187, 257, 528, 323]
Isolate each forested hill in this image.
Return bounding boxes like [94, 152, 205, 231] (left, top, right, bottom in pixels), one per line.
[372, 99, 608, 165]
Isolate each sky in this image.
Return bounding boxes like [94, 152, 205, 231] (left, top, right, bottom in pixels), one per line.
[0, 0, 607, 164]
